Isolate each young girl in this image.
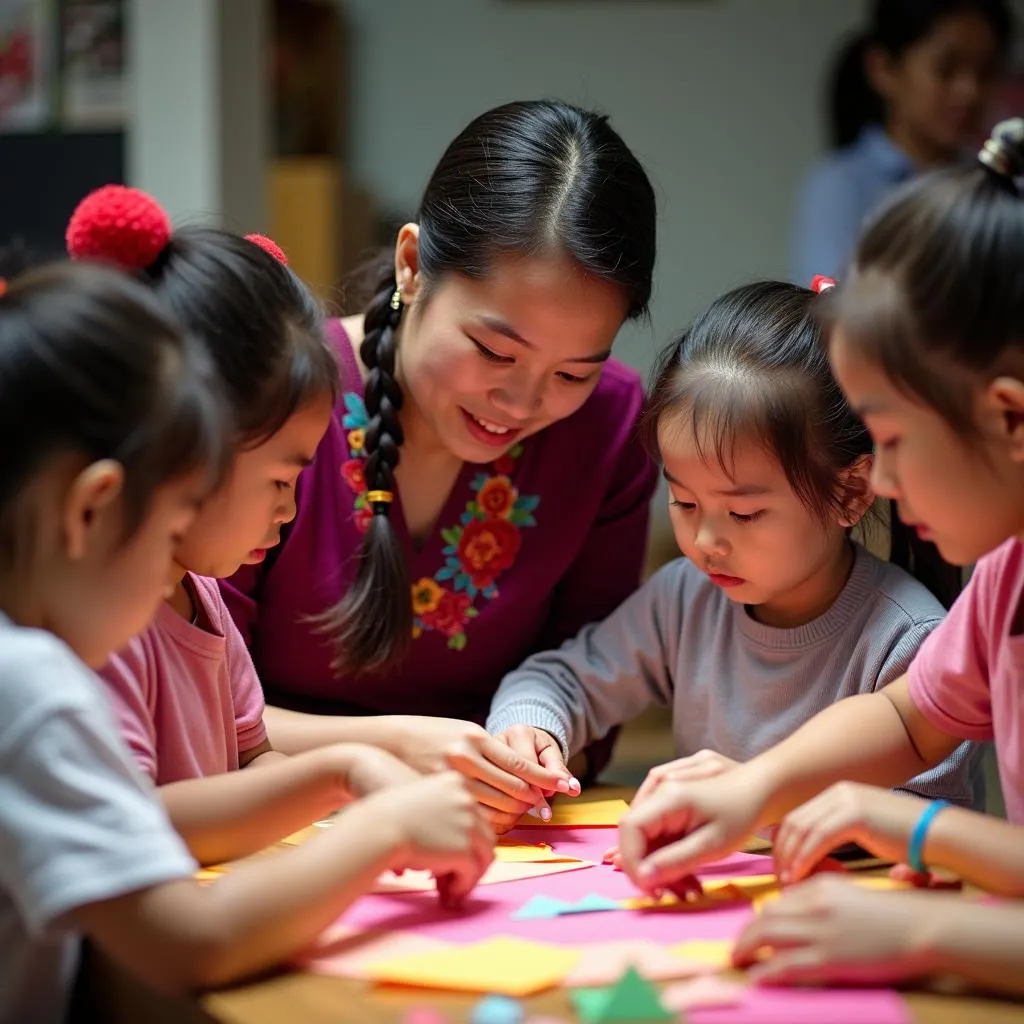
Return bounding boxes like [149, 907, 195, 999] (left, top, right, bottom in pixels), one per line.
[487, 280, 981, 830]
[617, 118, 1024, 997]
[69, 186, 557, 863]
[792, 0, 1012, 284]
[220, 99, 659, 791]
[0, 262, 491, 1024]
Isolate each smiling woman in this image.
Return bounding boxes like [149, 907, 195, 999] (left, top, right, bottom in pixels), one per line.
[220, 99, 659, 800]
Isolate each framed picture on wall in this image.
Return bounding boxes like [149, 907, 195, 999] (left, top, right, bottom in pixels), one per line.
[58, 0, 124, 129]
[0, 0, 53, 131]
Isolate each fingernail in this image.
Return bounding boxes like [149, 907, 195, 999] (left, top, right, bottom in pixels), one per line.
[526, 806, 543, 818]
[539, 805, 552, 821]
[568, 777, 581, 794]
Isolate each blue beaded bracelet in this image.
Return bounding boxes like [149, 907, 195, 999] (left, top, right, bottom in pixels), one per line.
[907, 799, 949, 874]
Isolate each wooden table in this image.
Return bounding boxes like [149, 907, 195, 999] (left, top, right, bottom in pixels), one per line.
[81, 787, 1024, 1023]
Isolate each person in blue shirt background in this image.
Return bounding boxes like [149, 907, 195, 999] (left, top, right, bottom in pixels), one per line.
[791, 0, 1013, 286]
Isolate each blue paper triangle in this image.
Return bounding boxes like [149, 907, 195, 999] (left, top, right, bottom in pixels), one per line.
[510, 894, 570, 920]
[558, 893, 623, 916]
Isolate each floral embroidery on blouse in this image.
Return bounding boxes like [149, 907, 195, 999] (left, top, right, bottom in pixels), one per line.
[340, 392, 539, 650]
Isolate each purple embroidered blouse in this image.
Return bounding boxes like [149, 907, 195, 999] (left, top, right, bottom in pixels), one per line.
[220, 321, 657, 733]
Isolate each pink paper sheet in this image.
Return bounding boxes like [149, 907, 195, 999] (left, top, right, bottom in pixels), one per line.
[687, 986, 911, 1024]
[338, 828, 766, 946]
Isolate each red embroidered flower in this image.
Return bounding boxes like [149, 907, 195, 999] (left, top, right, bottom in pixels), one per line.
[456, 516, 522, 589]
[476, 475, 515, 518]
[419, 587, 473, 638]
[493, 454, 516, 476]
[341, 458, 367, 492]
[353, 506, 373, 533]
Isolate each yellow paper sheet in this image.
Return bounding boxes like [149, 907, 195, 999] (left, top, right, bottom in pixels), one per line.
[518, 798, 630, 828]
[366, 935, 580, 995]
[670, 940, 734, 970]
[372, 857, 594, 893]
[621, 873, 781, 911]
[494, 838, 581, 863]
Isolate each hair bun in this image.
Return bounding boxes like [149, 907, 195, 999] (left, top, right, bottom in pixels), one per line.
[66, 185, 172, 270]
[978, 118, 1024, 180]
[244, 233, 289, 266]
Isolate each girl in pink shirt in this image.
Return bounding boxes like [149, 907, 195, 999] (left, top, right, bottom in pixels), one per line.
[615, 118, 1024, 997]
[79, 186, 563, 869]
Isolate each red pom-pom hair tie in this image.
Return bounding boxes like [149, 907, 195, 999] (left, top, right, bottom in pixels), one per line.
[244, 233, 289, 266]
[66, 185, 172, 270]
[810, 274, 837, 294]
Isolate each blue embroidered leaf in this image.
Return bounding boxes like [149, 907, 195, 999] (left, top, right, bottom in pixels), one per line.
[342, 393, 369, 428]
[483, 585, 498, 600]
[464, 582, 479, 599]
[466, 501, 480, 517]
[440, 526, 462, 547]
[507, 509, 528, 526]
[435, 566, 456, 581]
[442, 545, 455, 556]
[470, 474, 489, 492]
[460, 511, 473, 526]
[448, 632, 467, 651]
[454, 573, 470, 592]
[514, 494, 541, 513]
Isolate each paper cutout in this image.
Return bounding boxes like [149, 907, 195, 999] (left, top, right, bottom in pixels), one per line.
[669, 940, 734, 970]
[297, 926, 452, 978]
[570, 967, 674, 1022]
[470, 993, 525, 1024]
[662, 975, 745, 1011]
[366, 935, 580, 996]
[681, 986, 911, 1024]
[495, 838, 580, 863]
[512, 895, 571, 920]
[372, 857, 595, 893]
[563, 940, 716, 987]
[518, 799, 629, 828]
[564, 893, 621, 914]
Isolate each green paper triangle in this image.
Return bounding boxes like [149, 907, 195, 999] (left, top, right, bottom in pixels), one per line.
[570, 967, 674, 1022]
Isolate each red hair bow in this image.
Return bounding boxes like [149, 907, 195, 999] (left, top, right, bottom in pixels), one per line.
[810, 274, 837, 294]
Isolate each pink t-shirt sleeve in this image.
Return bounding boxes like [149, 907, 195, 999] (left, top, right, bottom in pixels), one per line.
[98, 640, 160, 779]
[908, 551, 998, 743]
[194, 576, 267, 754]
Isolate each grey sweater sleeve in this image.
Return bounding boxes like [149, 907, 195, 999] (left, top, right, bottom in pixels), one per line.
[876, 621, 986, 810]
[485, 563, 683, 758]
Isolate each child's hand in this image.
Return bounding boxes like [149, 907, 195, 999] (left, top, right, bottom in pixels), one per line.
[338, 744, 422, 799]
[383, 717, 577, 833]
[378, 771, 496, 906]
[486, 725, 581, 833]
[733, 875, 940, 986]
[617, 771, 766, 893]
[632, 750, 740, 807]
[772, 782, 925, 884]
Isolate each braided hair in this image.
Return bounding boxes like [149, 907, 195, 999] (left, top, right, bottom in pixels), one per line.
[320, 99, 657, 674]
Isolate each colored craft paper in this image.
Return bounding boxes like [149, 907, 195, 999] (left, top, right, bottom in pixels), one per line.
[563, 940, 716, 987]
[366, 936, 580, 996]
[512, 895, 570, 920]
[670, 940, 734, 970]
[339, 833, 758, 946]
[372, 858, 595, 894]
[495, 838, 580, 863]
[518, 799, 630, 828]
[299, 926, 452, 978]
[569, 968, 674, 1022]
[662, 976, 745, 1011]
[686, 986, 911, 1024]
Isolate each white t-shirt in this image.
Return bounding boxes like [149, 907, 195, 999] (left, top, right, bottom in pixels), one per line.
[0, 613, 195, 1024]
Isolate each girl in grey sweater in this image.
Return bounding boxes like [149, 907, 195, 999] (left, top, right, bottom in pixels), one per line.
[486, 280, 980, 831]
